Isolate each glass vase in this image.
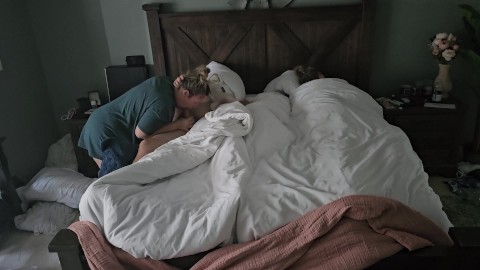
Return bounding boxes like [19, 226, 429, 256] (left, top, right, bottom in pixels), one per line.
[434, 63, 452, 99]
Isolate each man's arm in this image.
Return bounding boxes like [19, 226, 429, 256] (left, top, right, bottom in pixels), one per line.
[135, 116, 194, 140]
[135, 122, 178, 140]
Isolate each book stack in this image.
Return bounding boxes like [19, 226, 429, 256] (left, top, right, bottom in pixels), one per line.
[424, 102, 456, 109]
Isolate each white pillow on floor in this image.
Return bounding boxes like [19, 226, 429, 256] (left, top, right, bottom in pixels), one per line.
[14, 201, 79, 235]
[17, 167, 95, 209]
[45, 134, 78, 171]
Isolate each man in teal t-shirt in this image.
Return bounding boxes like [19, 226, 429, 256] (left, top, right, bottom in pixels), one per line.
[78, 66, 210, 177]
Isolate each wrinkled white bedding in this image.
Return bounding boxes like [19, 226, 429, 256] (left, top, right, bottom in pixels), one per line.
[79, 79, 452, 260]
[80, 101, 253, 259]
[237, 79, 452, 241]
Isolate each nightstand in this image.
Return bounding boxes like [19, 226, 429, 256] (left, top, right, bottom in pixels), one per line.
[67, 115, 99, 178]
[383, 98, 465, 177]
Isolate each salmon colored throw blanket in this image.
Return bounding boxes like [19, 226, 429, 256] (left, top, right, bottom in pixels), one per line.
[69, 195, 453, 270]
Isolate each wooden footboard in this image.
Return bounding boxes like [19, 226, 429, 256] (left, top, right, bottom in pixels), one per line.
[49, 227, 480, 270]
[48, 229, 89, 270]
[48, 229, 209, 270]
[368, 227, 480, 270]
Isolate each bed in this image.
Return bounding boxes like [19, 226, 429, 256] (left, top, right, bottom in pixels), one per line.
[48, 1, 480, 269]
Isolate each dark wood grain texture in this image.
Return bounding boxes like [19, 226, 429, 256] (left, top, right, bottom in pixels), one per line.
[68, 118, 99, 178]
[383, 98, 465, 177]
[143, 2, 373, 93]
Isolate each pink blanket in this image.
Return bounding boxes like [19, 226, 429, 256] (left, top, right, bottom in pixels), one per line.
[69, 195, 453, 270]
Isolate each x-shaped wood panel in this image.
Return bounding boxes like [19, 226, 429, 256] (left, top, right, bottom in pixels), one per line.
[163, 24, 253, 65]
[268, 19, 360, 66]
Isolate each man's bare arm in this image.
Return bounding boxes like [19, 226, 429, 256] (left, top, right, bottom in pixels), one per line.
[135, 117, 194, 140]
[135, 122, 179, 140]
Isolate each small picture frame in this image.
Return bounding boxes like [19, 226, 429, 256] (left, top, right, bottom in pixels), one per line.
[88, 91, 101, 108]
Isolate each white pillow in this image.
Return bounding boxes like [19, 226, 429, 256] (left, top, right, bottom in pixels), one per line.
[207, 61, 246, 99]
[45, 134, 78, 171]
[14, 201, 79, 235]
[263, 70, 300, 95]
[17, 167, 95, 209]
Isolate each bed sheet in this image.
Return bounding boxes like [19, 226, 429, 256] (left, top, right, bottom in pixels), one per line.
[79, 79, 452, 260]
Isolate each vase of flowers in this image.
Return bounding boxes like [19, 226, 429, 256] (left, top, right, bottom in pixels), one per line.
[435, 63, 452, 98]
[428, 33, 460, 98]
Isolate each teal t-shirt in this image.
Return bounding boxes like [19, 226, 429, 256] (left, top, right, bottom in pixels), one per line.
[78, 76, 175, 160]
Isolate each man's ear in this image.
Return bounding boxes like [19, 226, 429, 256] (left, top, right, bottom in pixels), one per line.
[180, 87, 189, 97]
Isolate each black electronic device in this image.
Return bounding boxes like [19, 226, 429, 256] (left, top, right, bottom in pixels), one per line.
[104, 65, 149, 102]
[126, 55, 146, 67]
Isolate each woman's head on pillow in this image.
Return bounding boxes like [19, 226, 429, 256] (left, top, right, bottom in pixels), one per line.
[206, 61, 245, 100]
[294, 65, 325, 84]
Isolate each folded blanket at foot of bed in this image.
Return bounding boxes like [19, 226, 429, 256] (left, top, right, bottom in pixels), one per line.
[69, 195, 452, 270]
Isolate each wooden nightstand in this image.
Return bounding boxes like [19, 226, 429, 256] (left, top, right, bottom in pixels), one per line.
[383, 98, 465, 177]
[68, 115, 99, 178]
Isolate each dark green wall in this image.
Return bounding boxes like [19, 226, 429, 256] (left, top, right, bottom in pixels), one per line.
[0, 0, 58, 182]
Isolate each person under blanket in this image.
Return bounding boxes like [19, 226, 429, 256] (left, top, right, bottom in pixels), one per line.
[294, 64, 325, 84]
[78, 65, 210, 177]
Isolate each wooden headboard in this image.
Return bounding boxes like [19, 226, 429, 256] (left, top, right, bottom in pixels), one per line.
[143, 1, 375, 94]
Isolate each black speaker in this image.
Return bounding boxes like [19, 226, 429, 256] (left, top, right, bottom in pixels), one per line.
[104, 65, 149, 102]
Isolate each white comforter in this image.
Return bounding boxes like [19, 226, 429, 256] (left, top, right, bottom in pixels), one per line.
[79, 79, 452, 260]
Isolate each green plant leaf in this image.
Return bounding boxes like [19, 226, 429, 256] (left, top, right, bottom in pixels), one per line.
[460, 49, 480, 98]
[459, 4, 480, 45]
[461, 49, 480, 70]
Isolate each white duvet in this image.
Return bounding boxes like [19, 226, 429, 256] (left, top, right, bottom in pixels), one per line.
[79, 78, 452, 260]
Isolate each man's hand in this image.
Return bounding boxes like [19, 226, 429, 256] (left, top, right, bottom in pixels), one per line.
[174, 75, 185, 88]
[176, 116, 195, 132]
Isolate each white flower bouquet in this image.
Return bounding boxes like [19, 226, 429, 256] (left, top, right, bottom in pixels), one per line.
[428, 33, 460, 64]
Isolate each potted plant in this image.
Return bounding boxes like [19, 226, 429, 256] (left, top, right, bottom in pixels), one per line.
[459, 4, 480, 157]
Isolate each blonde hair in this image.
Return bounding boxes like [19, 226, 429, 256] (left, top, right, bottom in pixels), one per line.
[294, 65, 321, 84]
[181, 65, 210, 96]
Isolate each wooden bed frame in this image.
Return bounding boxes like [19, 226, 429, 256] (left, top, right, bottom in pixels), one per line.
[48, 1, 480, 269]
[143, 1, 374, 94]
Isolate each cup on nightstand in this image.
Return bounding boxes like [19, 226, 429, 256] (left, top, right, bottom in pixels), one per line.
[400, 84, 412, 96]
[423, 85, 433, 97]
